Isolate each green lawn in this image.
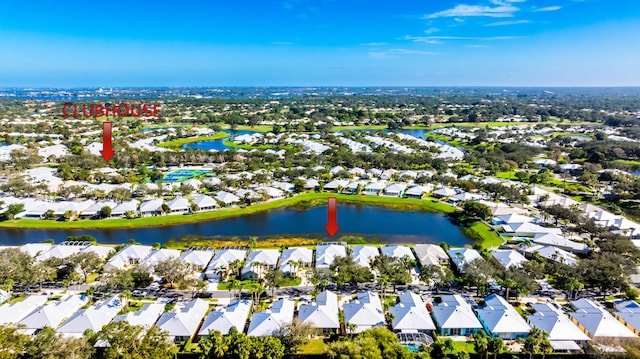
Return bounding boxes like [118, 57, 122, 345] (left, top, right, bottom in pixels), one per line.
[157, 132, 228, 148]
[220, 124, 273, 132]
[297, 339, 328, 355]
[451, 341, 476, 354]
[462, 221, 504, 250]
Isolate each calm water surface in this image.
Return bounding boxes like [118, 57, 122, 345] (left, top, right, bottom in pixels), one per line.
[0, 204, 472, 246]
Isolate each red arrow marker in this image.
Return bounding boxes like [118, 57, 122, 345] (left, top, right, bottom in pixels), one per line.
[100, 121, 114, 162]
[324, 197, 340, 237]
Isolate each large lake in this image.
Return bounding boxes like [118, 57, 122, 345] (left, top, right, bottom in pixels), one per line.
[0, 204, 473, 246]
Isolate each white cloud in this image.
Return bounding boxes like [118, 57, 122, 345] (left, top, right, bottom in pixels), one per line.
[425, 2, 519, 18]
[534, 5, 562, 11]
[369, 48, 440, 58]
[484, 19, 531, 26]
[424, 27, 440, 34]
[404, 35, 520, 42]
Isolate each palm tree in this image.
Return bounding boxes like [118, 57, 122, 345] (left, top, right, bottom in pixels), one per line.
[346, 322, 357, 335]
[378, 274, 389, 303]
[488, 337, 506, 359]
[248, 236, 258, 249]
[473, 331, 490, 359]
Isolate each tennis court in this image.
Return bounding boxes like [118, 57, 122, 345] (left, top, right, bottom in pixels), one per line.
[161, 169, 211, 182]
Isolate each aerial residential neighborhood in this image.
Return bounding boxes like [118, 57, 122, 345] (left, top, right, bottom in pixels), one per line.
[1, 0, 640, 358]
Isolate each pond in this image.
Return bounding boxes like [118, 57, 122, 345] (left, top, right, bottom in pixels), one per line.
[181, 130, 258, 151]
[0, 204, 473, 246]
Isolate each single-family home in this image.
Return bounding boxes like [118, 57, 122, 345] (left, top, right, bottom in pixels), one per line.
[298, 290, 340, 334]
[57, 295, 123, 338]
[324, 179, 348, 193]
[413, 244, 449, 267]
[614, 300, 640, 335]
[139, 199, 164, 216]
[448, 248, 482, 272]
[432, 187, 457, 199]
[156, 299, 210, 342]
[279, 247, 313, 275]
[315, 243, 347, 269]
[502, 222, 563, 237]
[532, 233, 589, 254]
[475, 294, 531, 340]
[383, 183, 407, 197]
[405, 186, 430, 199]
[242, 249, 281, 279]
[381, 245, 415, 262]
[191, 195, 218, 212]
[431, 295, 483, 336]
[304, 179, 321, 190]
[527, 302, 590, 352]
[80, 245, 115, 259]
[180, 248, 215, 271]
[205, 248, 248, 278]
[342, 181, 360, 195]
[103, 245, 153, 271]
[491, 249, 528, 269]
[569, 299, 637, 338]
[247, 298, 295, 336]
[80, 201, 118, 218]
[350, 245, 379, 268]
[215, 191, 240, 206]
[20, 243, 53, 258]
[0, 295, 48, 325]
[389, 291, 436, 333]
[140, 248, 181, 268]
[166, 196, 191, 214]
[112, 302, 165, 328]
[111, 200, 139, 218]
[343, 291, 386, 333]
[523, 245, 578, 266]
[18, 295, 87, 335]
[198, 300, 252, 336]
[364, 181, 385, 196]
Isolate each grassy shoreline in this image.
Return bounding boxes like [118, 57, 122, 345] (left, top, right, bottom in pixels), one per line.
[0, 193, 503, 249]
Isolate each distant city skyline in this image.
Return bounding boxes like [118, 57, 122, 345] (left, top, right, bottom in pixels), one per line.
[0, 0, 638, 87]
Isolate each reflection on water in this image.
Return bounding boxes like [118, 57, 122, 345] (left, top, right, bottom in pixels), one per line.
[0, 204, 472, 246]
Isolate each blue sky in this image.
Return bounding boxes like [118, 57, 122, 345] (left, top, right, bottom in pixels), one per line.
[0, 0, 638, 87]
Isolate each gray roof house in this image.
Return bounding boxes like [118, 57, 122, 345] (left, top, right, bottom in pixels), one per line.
[247, 298, 295, 336]
[343, 291, 386, 333]
[390, 291, 436, 333]
[299, 290, 340, 334]
[198, 300, 252, 336]
[156, 299, 210, 342]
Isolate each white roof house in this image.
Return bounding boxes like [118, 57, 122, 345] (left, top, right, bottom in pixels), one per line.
[180, 248, 215, 271]
[381, 245, 415, 261]
[502, 222, 563, 237]
[140, 248, 181, 268]
[57, 295, 123, 338]
[20, 243, 53, 257]
[413, 244, 449, 266]
[299, 290, 340, 333]
[191, 195, 218, 211]
[103, 245, 153, 271]
[615, 300, 640, 335]
[247, 298, 295, 336]
[199, 300, 252, 336]
[37, 244, 83, 261]
[492, 213, 534, 225]
[523, 245, 578, 266]
[304, 178, 321, 189]
[18, 295, 87, 335]
[205, 248, 248, 278]
[315, 243, 347, 269]
[431, 295, 483, 336]
[113, 302, 165, 328]
[350, 245, 379, 268]
[491, 249, 528, 269]
[343, 291, 386, 333]
[383, 183, 407, 197]
[527, 303, 590, 344]
[111, 200, 139, 217]
[448, 248, 482, 271]
[405, 185, 431, 199]
[80, 245, 115, 259]
[476, 294, 531, 340]
[324, 179, 348, 191]
[242, 249, 281, 278]
[364, 181, 385, 195]
[139, 198, 164, 216]
[569, 299, 637, 338]
[0, 295, 48, 325]
[432, 187, 457, 198]
[279, 247, 313, 274]
[80, 200, 118, 217]
[215, 191, 240, 205]
[156, 299, 210, 342]
[166, 196, 190, 213]
[390, 291, 436, 333]
[532, 233, 589, 254]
